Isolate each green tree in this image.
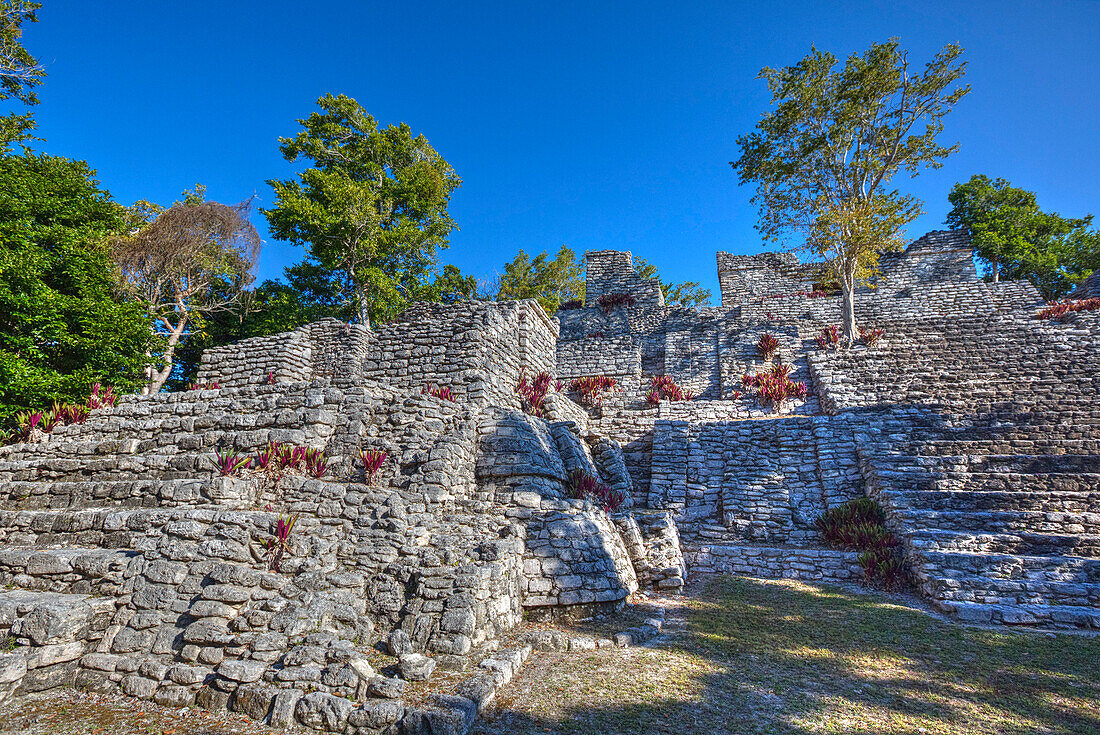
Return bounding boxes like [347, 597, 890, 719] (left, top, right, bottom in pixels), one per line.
[112, 188, 260, 394]
[496, 246, 585, 313]
[946, 174, 1098, 299]
[632, 256, 712, 307]
[0, 153, 153, 425]
[732, 40, 969, 344]
[264, 94, 461, 328]
[0, 1, 44, 153]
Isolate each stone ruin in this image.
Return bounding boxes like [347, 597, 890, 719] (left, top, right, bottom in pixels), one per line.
[0, 228, 1098, 732]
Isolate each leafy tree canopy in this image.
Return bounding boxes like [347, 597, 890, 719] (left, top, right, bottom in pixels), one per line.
[264, 94, 461, 328]
[732, 39, 968, 343]
[0, 1, 44, 154]
[496, 246, 585, 314]
[632, 256, 712, 308]
[0, 153, 153, 425]
[946, 174, 1099, 299]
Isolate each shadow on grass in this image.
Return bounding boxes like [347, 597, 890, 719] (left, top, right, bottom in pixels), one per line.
[473, 576, 1100, 735]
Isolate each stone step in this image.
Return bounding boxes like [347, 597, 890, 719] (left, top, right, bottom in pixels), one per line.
[893, 488, 1100, 514]
[1, 477, 258, 511]
[0, 547, 136, 594]
[897, 508, 1100, 536]
[932, 599, 1100, 628]
[681, 541, 863, 584]
[916, 549, 1100, 584]
[922, 473, 1100, 494]
[883, 453, 1100, 475]
[921, 571, 1100, 609]
[908, 528, 1100, 558]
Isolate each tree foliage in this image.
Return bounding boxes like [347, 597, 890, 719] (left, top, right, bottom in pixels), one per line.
[632, 256, 712, 307]
[946, 174, 1099, 299]
[496, 246, 585, 314]
[264, 94, 461, 328]
[112, 187, 260, 393]
[0, 1, 43, 154]
[0, 153, 152, 425]
[732, 40, 969, 343]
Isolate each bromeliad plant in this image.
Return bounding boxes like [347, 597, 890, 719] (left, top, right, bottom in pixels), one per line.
[558, 299, 583, 311]
[815, 497, 909, 589]
[815, 324, 841, 350]
[187, 381, 221, 390]
[742, 362, 808, 412]
[596, 292, 636, 313]
[212, 447, 252, 476]
[569, 375, 618, 407]
[304, 448, 330, 479]
[858, 326, 885, 346]
[756, 333, 781, 360]
[1036, 297, 1100, 320]
[516, 370, 554, 417]
[277, 444, 307, 472]
[263, 512, 299, 572]
[565, 469, 627, 512]
[422, 383, 456, 402]
[359, 448, 388, 484]
[265, 371, 276, 385]
[647, 375, 694, 406]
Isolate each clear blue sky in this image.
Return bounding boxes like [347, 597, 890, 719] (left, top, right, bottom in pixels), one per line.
[23, 1, 1100, 298]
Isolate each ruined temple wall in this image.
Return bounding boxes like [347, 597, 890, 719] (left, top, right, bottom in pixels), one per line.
[717, 251, 815, 307]
[584, 250, 664, 307]
[197, 330, 314, 388]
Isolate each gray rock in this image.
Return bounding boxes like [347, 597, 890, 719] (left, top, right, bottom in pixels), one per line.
[398, 653, 437, 681]
[295, 690, 354, 731]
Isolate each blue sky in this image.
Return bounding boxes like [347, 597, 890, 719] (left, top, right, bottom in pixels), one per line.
[23, 1, 1100, 299]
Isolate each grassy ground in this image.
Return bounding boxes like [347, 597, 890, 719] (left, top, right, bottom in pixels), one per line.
[474, 576, 1100, 735]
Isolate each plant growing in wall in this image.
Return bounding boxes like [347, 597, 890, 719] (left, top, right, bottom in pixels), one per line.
[815, 325, 841, 350]
[569, 376, 618, 407]
[187, 381, 221, 390]
[516, 370, 554, 417]
[648, 375, 694, 405]
[815, 498, 909, 589]
[756, 333, 780, 360]
[1036, 297, 1100, 321]
[742, 362, 808, 412]
[263, 512, 299, 572]
[565, 469, 627, 512]
[360, 449, 388, 485]
[266, 371, 276, 385]
[304, 448, 330, 478]
[558, 300, 583, 311]
[254, 441, 280, 472]
[858, 326, 885, 346]
[422, 383, 456, 401]
[277, 444, 307, 472]
[212, 447, 252, 476]
[596, 292, 637, 313]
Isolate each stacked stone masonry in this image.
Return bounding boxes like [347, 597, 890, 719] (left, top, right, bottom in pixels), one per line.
[2, 228, 1098, 733]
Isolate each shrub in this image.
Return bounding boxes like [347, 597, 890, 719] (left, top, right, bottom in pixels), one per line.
[564, 469, 627, 512]
[815, 324, 841, 350]
[422, 383, 456, 401]
[569, 375, 618, 406]
[858, 326, 885, 346]
[212, 447, 251, 476]
[360, 448, 388, 484]
[558, 299, 583, 311]
[742, 362, 807, 411]
[596, 292, 636, 313]
[756, 333, 780, 360]
[516, 370, 554, 417]
[1036, 297, 1100, 320]
[648, 375, 694, 405]
[263, 512, 299, 572]
[815, 498, 909, 589]
[304, 448, 329, 479]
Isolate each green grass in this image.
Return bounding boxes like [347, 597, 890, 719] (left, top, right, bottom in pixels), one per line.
[475, 576, 1100, 735]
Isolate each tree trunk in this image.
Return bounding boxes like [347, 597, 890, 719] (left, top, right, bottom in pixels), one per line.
[991, 254, 999, 284]
[143, 315, 187, 395]
[357, 285, 372, 330]
[841, 269, 857, 347]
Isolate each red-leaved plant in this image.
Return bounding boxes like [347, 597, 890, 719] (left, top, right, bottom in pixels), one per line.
[565, 469, 627, 512]
[756, 333, 780, 360]
[569, 376, 618, 407]
[360, 448, 388, 484]
[742, 362, 808, 411]
[263, 511, 299, 572]
[266, 371, 276, 385]
[422, 383, 456, 401]
[304, 448, 329, 479]
[858, 326, 885, 346]
[1036, 297, 1100, 321]
[188, 381, 221, 390]
[212, 447, 251, 476]
[647, 375, 694, 405]
[815, 324, 841, 350]
[815, 498, 909, 589]
[596, 292, 636, 313]
[516, 369, 554, 417]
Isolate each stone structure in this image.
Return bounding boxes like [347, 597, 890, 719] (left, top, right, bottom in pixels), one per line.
[1, 228, 1098, 732]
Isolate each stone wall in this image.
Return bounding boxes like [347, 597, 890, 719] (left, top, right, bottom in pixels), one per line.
[585, 250, 664, 307]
